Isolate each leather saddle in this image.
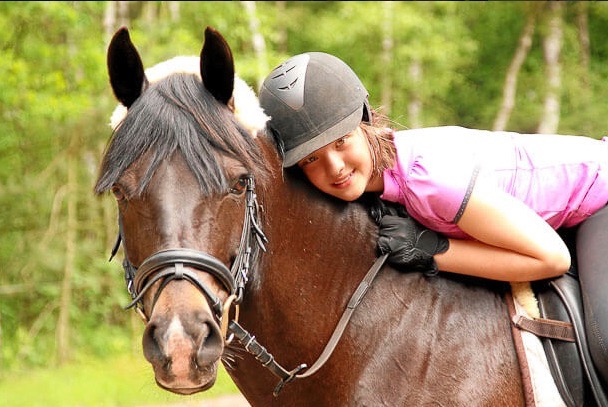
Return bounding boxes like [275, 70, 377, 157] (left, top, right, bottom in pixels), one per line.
[530, 228, 608, 407]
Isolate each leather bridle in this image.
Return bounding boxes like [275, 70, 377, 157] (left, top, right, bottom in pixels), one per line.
[109, 174, 388, 396]
[126, 249, 236, 319]
[111, 175, 266, 322]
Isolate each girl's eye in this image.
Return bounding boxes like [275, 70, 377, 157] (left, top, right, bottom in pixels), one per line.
[335, 134, 351, 148]
[230, 176, 248, 195]
[300, 156, 318, 167]
[111, 185, 125, 201]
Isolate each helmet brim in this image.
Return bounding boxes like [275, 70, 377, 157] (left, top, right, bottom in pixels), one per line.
[282, 102, 369, 167]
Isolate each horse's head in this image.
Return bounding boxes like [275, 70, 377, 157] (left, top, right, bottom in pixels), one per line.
[95, 26, 271, 394]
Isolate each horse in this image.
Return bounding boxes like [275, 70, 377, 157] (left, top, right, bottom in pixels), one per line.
[95, 26, 563, 406]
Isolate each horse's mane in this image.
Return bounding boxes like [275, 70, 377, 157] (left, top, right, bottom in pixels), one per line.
[95, 57, 272, 196]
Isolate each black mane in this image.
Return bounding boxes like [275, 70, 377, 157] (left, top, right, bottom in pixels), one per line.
[95, 73, 268, 196]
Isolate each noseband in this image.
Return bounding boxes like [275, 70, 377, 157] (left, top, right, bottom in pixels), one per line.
[111, 175, 267, 321]
[127, 249, 235, 318]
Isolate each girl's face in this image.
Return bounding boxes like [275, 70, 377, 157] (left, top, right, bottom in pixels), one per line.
[297, 127, 382, 201]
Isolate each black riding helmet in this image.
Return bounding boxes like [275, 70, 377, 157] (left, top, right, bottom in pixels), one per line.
[259, 52, 371, 167]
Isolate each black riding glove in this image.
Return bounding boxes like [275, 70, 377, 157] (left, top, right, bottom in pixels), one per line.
[377, 215, 449, 276]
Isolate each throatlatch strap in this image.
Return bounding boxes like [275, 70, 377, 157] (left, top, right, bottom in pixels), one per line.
[512, 314, 576, 342]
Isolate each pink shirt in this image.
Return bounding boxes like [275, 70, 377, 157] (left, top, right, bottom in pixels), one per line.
[381, 126, 608, 239]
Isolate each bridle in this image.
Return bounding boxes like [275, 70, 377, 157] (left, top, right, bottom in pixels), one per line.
[109, 174, 388, 396]
[111, 175, 265, 321]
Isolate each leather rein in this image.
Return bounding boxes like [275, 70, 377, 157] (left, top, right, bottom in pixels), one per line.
[110, 175, 388, 396]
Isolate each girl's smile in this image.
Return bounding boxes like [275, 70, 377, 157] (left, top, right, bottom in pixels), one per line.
[332, 170, 354, 188]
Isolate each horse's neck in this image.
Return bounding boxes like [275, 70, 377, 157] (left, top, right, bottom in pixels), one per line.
[254, 138, 378, 271]
[235, 153, 520, 405]
[232, 169, 378, 394]
[265, 170, 376, 265]
[249, 168, 378, 324]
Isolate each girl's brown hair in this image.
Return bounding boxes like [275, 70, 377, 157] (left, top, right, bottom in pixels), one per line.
[360, 107, 396, 178]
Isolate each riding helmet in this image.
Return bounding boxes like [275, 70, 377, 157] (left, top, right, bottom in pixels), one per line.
[259, 52, 370, 167]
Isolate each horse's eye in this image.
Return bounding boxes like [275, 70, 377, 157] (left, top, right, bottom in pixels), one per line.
[229, 177, 248, 195]
[111, 185, 125, 201]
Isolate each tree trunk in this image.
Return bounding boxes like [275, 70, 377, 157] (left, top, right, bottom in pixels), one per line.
[537, 1, 563, 134]
[103, 1, 116, 41]
[104, 1, 130, 41]
[380, 1, 394, 117]
[56, 138, 77, 365]
[275, 1, 287, 54]
[168, 1, 180, 22]
[576, 1, 590, 87]
[407, 60, 423, 129]
[143, 1, 157, 27]
[242, 1, 268, 91]
[492, 11, 537, 131]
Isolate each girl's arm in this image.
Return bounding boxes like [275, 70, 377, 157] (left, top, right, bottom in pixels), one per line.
[434, 181, 571, 282]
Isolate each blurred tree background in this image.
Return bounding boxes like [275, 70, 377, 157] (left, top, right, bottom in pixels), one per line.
[1, 0, 608, 396]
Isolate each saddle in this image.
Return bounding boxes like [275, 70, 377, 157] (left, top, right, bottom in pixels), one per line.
[519, 227, 608, 407]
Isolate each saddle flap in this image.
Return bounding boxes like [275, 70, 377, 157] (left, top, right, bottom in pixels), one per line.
[534, 274, 608, 407]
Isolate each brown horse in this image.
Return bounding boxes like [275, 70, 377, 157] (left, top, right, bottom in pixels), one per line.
[96, 26, 535, 406]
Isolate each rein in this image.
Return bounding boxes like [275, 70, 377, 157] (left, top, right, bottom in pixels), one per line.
[229, 252, 389, 396]
[110, 175, 388, 396]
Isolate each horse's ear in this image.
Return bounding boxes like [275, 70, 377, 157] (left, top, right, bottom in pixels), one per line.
[107, 27, 149, 108]
[200, 26, 234, 106]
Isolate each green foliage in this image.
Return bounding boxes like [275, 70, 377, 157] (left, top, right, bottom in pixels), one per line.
[2, 1, 608, 404]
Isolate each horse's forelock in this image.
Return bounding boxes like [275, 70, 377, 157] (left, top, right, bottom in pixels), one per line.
[109, 56, 269, 136]
[96, 63, 271, 196]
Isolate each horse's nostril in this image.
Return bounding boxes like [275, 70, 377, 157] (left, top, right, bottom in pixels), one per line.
[142, 322, 164, 364]
[196, 322, 224, 366]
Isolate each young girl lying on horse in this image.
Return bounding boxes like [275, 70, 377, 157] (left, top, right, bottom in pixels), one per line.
[258, 51, 608, 381]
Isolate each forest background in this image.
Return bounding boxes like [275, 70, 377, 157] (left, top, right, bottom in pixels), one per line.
[2, 1, 608, 405]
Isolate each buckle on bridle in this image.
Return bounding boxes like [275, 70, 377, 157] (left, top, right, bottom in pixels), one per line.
[220, 294, 239, 344]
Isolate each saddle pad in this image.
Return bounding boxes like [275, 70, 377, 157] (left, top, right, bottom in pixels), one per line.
[510, 283, 566, 407]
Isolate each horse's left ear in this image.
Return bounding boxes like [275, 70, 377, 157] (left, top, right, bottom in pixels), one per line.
[107, 27, 149, 108]
[200, 26, 234, 106]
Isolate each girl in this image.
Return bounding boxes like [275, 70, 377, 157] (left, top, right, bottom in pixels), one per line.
[258, 51, 608, 381]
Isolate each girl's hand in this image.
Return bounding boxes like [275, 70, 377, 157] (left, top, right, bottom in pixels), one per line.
[377, 215, 449, 276]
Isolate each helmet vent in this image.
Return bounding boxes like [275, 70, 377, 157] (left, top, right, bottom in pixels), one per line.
[263, 54, 310, 110]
